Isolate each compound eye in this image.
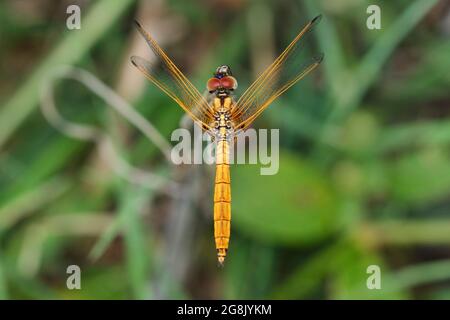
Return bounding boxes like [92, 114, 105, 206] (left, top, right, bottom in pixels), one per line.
[220, 76, 238, 90]
[207, 78, 221, 92]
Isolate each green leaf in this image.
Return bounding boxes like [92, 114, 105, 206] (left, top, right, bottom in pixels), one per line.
[330, 242, 408, 299]
[388, 147, 450, 204]
[272, 241, 345, 299]
[232, 151, 338, 245]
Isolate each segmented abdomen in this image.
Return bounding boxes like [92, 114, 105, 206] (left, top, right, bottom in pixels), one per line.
[214, 139, 231, 265]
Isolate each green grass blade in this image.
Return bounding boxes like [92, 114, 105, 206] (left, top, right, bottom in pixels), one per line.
[118, 183, 152, 299]
[0, 0, 135, 148]
[333, 0, 439, 121]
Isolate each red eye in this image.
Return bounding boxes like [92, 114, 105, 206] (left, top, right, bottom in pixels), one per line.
[207, 78, 220, 91]
[220, 76, 237, 90]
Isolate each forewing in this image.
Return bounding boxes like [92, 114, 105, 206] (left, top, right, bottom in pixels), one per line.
[232, 15, 323, 131]
[131, 21, 214, 130]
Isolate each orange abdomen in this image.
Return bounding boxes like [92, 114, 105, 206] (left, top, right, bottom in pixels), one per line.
[214, 139, 231, 265]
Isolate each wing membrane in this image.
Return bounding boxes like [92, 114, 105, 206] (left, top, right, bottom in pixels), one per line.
[232, 15, 323, 131]
[131, 21, 214, 130]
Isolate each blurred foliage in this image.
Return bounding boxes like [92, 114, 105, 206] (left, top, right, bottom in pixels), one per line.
[0, 0, 449, 300]
[233, 152, 338, 245]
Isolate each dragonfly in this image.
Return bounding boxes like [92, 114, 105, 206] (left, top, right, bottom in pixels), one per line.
[131, 15, 323, 265]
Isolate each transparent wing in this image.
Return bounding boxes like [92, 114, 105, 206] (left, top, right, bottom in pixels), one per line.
[131, 21, 215, 130]
[232, 15, 323, 131]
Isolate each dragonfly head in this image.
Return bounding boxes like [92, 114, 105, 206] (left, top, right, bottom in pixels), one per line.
[207, 65, 238, 97]
[215, 65, 232, 77]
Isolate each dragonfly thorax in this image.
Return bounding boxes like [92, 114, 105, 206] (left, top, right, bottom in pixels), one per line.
[211, 97, 234, 139]
[213, 96, 233, 112]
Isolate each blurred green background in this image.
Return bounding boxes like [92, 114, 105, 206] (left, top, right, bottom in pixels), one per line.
[0, 0, 449, 299]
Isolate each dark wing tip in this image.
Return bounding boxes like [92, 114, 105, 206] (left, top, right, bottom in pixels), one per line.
[311, 14, 323, 26]
[316, 53, 324, 64]
[134, 19, 143, 29]
[130, 56, 140, 68]
[130, 56, 151, 70]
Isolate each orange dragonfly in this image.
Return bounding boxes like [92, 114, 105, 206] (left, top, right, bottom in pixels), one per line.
[131, 15, 323, 265]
